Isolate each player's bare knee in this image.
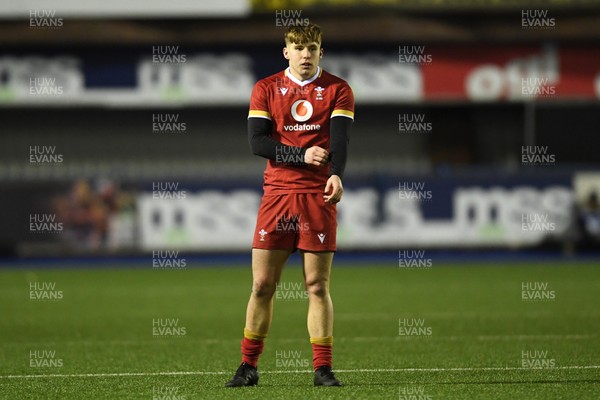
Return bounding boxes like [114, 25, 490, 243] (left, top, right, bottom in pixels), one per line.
[305, 279, 329, 298]
[252, 279, 277, 299]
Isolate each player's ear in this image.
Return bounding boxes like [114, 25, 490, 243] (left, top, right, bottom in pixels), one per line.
[283, 46, 290, 60]
[320, 47, 324, 59]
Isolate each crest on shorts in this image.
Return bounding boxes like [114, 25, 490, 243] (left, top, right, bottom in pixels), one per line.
[259, 229, 268, 241]
[317, 233, 326, 243]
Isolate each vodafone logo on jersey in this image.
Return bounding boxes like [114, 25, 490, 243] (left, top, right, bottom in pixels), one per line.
[291, 100, 313, 122]
[284, 99, 320, 132]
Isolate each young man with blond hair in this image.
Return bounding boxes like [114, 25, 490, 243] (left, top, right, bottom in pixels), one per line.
[226, 23, 354, 388]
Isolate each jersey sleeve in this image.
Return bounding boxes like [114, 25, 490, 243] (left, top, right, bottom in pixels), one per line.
[331, 83, 355, 120]
[248, 81, 272, 120]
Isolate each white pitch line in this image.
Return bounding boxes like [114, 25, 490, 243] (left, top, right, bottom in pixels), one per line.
[2, 334, 594, 347]
[6, 334, 592, 347]
[1, 366, 599, 380]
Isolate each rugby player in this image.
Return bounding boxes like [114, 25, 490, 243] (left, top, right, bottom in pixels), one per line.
[226, 22, 354, 388]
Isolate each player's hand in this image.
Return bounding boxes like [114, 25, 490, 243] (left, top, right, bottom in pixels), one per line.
[324, 175, 343, 204]
[304, 146, 329, 167]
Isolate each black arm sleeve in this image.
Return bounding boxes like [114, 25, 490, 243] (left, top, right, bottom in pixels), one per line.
[248, 117, 306, 164]
[329, 116, 353, 178]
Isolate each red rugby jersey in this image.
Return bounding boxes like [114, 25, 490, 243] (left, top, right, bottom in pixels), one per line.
[248, 67, 355, 194]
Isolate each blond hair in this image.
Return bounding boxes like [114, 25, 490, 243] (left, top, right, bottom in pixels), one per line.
[284, 23, 322, 45]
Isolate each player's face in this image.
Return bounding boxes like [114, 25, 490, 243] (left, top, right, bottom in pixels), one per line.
[283, 41, 323, 81]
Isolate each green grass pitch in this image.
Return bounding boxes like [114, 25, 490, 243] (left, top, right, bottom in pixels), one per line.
[1, 261, 599, 399]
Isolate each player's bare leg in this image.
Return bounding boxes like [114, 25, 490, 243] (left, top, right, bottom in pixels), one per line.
[226, 248, 290, 387]
[303, 251, 334, 337]
[302, 251, 342, 386]
[245, 248, 290, 334]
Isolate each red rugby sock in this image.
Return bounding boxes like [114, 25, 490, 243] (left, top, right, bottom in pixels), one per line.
[240, 328, 267, 368]
[310, 336, 333, 370]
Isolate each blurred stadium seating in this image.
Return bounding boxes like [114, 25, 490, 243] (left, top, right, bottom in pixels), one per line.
[0, 0, 599, 259]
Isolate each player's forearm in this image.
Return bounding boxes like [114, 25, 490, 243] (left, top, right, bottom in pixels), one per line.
[248, 117, 306, 163]
[328, 116, 353, 178]
[251, 136, 307, 163]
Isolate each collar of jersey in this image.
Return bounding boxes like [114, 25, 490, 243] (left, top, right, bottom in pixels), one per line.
[284, 66, 321, 87]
